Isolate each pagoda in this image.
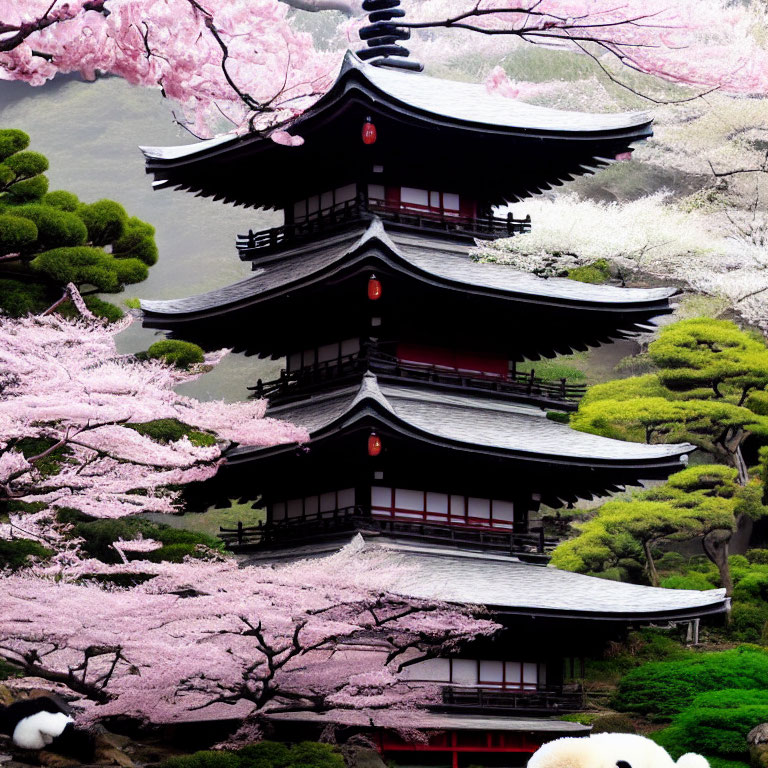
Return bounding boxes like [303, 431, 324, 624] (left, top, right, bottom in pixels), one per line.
[141, 6, 727, 765]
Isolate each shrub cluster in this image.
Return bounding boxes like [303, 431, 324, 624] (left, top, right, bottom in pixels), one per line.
[0, 128, 157, 321]
[57, 508, 224, 565]
[159, 742, 344, 768]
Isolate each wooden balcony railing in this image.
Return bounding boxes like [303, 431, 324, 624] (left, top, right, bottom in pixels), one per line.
[248, 346, 586, 410]
[237, 196, 531, 257]
[219, 506, 554, 561]
[440, 685, 584, 714]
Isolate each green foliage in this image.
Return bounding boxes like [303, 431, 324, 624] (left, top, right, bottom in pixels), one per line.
[31, 247, 147, 292]
[12, 204, 88, 250]
[112, 216, 159, 266]
[3, 151, 48, 179]
[0, 538, 53, 570]
[0, 214, 37, 254]
[158, 742, 344, 768]
[0, 129, 30, 162]
[654, 689, 768, 762]
[551, 465, 767, 586]
[147, 340, 205, 369]
[77, 199, 128, 246]
[160, 752, 241, 768]
[616, 646, 768, 719]
[546, 411, 571, 424]
[0, 278, 50, 316]
[0, 129, 158, 318]
[43, 190, 80, 211]
[66, 516, 223, 564]
[660, 573, 713, 591]
[127, 419, 216, 447]
[572, 319, 768, 462]
[747, 548, 768, 565]
[6, 174, 49, 202]
[568, 258, 611, 284]
[15, 436, 70, 477]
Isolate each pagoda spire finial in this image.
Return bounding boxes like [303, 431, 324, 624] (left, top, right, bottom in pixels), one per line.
[356, 0, 423, 72]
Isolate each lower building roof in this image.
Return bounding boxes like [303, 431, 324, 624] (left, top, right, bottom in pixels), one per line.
[244, 536, 728, 622]
[230, 372, 693, 467]
[265, 709, 591, 734]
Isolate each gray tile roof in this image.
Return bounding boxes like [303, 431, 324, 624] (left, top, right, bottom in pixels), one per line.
[350, 53, 650, 134]
[266, 709, 591, 733]
[140, 53, 650, 164]
[247, 372, 694, 463]
[244, 536, 727, 619]
[368, 539, 726, 616]
[141, 218, 676, 317]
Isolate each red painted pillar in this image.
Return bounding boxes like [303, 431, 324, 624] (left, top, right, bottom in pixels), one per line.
[452, 732, 459, 768]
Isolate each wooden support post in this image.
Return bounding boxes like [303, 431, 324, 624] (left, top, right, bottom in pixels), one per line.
[237, 521, 243, 546]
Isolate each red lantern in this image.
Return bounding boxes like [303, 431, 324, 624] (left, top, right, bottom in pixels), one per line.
[362, 120, 377, 145]
[368, 274, 382, 301]
[368, 433, 382, 457]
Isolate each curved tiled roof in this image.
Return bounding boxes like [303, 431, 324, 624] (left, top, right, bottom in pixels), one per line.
[230, 372, 693, 465]
[141, 219, 676, 319]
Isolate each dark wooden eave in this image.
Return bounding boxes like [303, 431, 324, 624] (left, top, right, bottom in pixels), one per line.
[220, 373, 694, 507]
[140, 51, 653, 208]
[141, 218, 677, 360]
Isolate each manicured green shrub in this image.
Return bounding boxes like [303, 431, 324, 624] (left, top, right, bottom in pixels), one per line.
[157, 742, 343, 768]
[160, 751, 241, 768]
[77, 199, 128, 246]
[654, 689, 768, 761]
[0, 214, 38, 254]
[43, 190, 80, 211]
[0, 539, 53, 570]
[660, 573, 714, 591]
[147, 340, 205, 369]
[0, 129, 29, 162]
[113, 256, 149, 285]
[4, 151, 48, 179]
[13, 204, 88, 250]
[6, 174, 49, 202]
[616, 647, 768, 718]
[236, 742, 291, 768]
[568, 258, 611, 284]
[0, 278, 50, 316]
[747, 549, 768, 565]
[284, 743, 344, 768]
[32, 246, 122, 291]
[113, 217, 158, 265]
[728, 603, 768, 643]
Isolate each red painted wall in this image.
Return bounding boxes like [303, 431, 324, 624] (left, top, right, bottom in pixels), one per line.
[397, 343, 509, 378]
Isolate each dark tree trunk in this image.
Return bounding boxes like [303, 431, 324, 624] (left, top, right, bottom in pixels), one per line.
[719, 428, 749, 485]
[703, 529, 733, 597]
[643, 539, 660, 587]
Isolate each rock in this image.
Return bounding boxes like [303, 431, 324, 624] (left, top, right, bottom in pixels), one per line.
[38, 752, 82, 768]
[92, 746, 134, 768]
[750, 724, 768, 745]
[750, 743, 768, 768]
[0, 687, 15, 707]
[341, 745, 387, 768]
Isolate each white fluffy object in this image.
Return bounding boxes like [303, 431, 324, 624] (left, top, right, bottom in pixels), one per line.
[528, 733, 710, 768]
[12, 711, 73, 750]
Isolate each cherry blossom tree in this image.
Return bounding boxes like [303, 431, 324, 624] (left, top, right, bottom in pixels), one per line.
[0, 309, 307, 537]
[2, 1, 766, 137]
[0, 543, 498, 726]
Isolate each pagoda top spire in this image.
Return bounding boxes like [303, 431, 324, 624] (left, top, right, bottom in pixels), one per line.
[356, 0, 423, 72]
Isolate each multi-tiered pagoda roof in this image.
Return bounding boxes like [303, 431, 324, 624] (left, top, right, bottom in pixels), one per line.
[142, 51, 652, 209]
[140, 28, 726, 762]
